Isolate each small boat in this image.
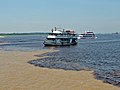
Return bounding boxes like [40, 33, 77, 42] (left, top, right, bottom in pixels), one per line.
[77, 31, 97, 39]
[43, 27, 78, 46]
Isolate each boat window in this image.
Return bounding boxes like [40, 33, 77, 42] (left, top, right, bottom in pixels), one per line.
[47, 38, 55, 40]
[49, 33, 58, 36]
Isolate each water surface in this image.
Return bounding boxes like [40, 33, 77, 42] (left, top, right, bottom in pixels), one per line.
[0, 34, 120, 86]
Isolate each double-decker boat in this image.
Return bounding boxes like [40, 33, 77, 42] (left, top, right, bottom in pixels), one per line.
[43, 27, 77, 46]
[77, 31, 97, 39]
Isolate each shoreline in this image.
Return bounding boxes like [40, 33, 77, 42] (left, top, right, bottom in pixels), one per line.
[0, 42, 7, 45]
[0, 36, 5, 38]
[0, 50, 119, 90]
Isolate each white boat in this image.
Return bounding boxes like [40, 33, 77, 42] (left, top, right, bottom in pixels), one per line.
[77, 31, 97, 39]
[43, 27, 78, 46]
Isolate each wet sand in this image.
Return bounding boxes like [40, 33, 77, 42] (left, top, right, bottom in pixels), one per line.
[0, 42, 7, 45]
[0, 36, 5, 38]
[0, 50, 119, 90]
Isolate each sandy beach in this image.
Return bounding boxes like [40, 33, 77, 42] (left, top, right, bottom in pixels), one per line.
[0, 50, 119, 90]
[0, 43, 7, 45]
[0, 36, 4, 38]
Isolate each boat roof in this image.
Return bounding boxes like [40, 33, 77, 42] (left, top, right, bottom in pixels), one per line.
[52, 30, 62, 34]
[78, 31, 94, 35]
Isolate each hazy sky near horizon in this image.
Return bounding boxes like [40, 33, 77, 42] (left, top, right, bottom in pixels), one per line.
[0, 0, 120, 33]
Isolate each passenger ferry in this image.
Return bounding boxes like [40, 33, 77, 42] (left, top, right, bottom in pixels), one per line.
[77, 31, 97, 39]
[43, 27, 77, 46]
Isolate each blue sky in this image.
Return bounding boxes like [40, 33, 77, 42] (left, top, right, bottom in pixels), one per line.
[0, 0, 120, 33]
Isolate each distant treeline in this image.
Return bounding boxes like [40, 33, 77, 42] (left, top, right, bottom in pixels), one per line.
[0, 32, 49, 36]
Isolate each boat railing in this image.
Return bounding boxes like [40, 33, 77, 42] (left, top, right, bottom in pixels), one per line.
[47, 35, 77, 39]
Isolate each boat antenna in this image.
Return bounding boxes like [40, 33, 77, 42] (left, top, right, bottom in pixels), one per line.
[63, 29, 65, 32]
[51, 28, 53, 32]
[55, 27, 57, 31]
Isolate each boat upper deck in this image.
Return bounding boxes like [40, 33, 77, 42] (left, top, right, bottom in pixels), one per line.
[47, 27, 77, 39]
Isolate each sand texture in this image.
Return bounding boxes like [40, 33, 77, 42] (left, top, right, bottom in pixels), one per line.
[0, 50, 119, 90]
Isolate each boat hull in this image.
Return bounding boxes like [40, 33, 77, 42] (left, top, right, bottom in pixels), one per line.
[44, 42, 77, 46]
